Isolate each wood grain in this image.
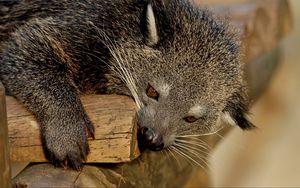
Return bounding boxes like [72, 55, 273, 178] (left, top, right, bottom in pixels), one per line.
[7, 94, 140, 163]
[0, 82, 11, 188]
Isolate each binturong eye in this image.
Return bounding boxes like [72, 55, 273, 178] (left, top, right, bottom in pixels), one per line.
[146, 84, 159, 101]
[183, 116, 198, 123]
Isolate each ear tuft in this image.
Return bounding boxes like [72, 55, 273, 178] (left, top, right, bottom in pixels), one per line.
[222, 111, 256, 130]
[223, 91, 256, 130]
[145, 3, 159, 46]
[222, 111, 238, 126]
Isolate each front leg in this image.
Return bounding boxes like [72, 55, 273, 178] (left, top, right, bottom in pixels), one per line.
[40, 90, 94, 169]
[0, 19, 94, 169]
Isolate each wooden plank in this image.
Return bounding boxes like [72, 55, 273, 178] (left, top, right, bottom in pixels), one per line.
[12, 147, 200, 188]
[12, 164, 81, 188]
[7, 94, 140, 163]
[0, 82, 11, 188]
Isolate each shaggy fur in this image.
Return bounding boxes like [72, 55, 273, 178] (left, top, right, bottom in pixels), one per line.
[0, 0, 255, 169]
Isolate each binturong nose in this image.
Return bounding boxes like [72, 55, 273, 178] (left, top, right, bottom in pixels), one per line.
[138, 127, 164, 151]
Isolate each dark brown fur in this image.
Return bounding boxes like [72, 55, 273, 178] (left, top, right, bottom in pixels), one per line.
[0, 0, 254, 169]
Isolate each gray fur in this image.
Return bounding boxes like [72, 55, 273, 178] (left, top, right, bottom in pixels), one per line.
[0, 0, 255, 169]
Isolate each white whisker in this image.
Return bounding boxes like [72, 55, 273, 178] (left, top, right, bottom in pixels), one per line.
[174, 142, 210, 156]
[175, 139, 210, 150]
[176, 137, 210, 148]
[112, 49, 143, 110]
[174, 143, 210, 170]
[215, 132, 225, 139]
[177, 126, 225, 138]
[168, 147, 182, 168]
[162, 149, 169, 160]
[87, 22, 144, 111]
[171, 146, 206, 170]
[170, 146, 193, 166]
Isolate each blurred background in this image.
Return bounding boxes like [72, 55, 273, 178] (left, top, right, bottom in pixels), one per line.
[208, 0, 300, 186]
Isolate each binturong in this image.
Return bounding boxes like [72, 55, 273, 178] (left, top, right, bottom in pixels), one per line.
[0, 0, 255, 169]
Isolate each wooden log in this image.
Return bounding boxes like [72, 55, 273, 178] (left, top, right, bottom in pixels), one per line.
[0, 82, 11, 188]
[7, 94, 140, 163]
[12, 146, 206, 188]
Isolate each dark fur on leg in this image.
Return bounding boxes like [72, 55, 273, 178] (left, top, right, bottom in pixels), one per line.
[0, 19, 94, 170]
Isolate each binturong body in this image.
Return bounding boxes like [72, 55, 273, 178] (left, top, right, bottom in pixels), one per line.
[0, 0, 255, 169]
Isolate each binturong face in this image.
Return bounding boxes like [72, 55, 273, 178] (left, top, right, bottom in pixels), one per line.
[107, 1, 255, 153]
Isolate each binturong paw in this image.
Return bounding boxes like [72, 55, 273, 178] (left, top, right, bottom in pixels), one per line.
[41, 114, 95, 170]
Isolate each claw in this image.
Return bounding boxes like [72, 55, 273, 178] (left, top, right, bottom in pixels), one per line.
[75, 164, 83, 171]
[44, 115, 92, 170]
[61, 159, 68, 170]
[89, 131, 95, 140]
[84, 124, 95, 139]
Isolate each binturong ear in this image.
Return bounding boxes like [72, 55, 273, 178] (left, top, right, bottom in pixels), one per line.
[222, 91, 256, 130]
[141, 2, 159, 46]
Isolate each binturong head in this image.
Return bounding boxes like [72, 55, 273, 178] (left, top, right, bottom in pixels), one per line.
[108, 0, 256, 152]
